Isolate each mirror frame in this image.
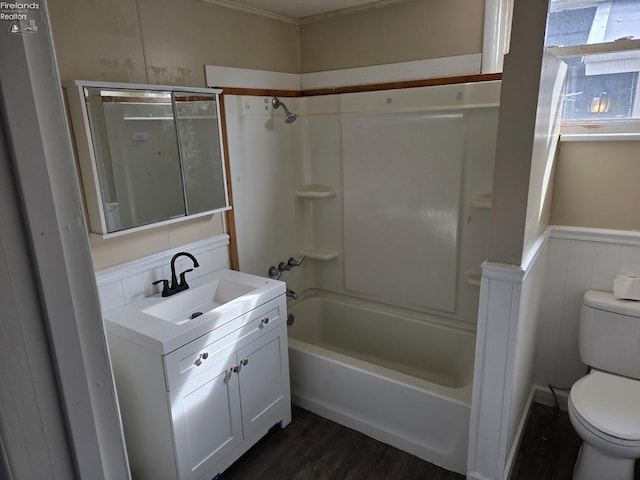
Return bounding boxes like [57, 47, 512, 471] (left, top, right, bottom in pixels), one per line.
[65, 80, 230, 238]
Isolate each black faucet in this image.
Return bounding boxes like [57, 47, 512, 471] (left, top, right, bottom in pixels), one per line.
[153, 252, 200, 297]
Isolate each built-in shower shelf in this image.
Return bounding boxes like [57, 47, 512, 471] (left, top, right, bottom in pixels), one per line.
[466, 271, 482, 287]
[300, 247, 339, 261]
[471, 193, 492, 209]
[296, 185, 336, 199]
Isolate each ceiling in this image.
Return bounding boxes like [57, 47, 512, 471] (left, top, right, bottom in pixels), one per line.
[202, 0, 408, 22]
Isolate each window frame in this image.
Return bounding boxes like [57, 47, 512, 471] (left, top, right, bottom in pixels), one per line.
[548, 38, 640, 140]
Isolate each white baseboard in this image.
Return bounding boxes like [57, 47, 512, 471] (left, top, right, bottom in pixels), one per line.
[533, 384, 570, 411]
[467, 472, 493, 480]
[504, 387, 535, 479]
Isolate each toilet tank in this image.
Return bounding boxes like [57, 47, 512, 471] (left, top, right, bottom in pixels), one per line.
[580, 290, 640, 380]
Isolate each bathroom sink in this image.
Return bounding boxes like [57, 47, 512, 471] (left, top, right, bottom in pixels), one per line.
[142, 278, 256, 325]
[103, 269, 286, 354]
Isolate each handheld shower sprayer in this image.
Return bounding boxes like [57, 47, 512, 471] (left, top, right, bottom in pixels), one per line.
[271, 97, 297, 124]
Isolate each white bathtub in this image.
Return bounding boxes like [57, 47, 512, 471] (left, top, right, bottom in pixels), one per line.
[287, 291, 475, 475]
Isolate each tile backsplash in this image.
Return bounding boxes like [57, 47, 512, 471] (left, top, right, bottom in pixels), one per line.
[95, 235, 231, 313]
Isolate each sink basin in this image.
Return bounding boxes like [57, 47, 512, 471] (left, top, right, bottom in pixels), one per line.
[103, 268, 286, 354]
[142, 278, 256, 325]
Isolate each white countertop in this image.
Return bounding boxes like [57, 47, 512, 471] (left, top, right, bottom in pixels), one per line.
[103, 269, 286, 354]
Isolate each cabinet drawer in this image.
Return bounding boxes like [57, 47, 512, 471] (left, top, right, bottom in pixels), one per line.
[163, 295, 286, 391]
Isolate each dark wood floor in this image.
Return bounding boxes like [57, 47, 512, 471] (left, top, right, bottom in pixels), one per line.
[220, 403, 591, 480]
[510, 403, 581, 479]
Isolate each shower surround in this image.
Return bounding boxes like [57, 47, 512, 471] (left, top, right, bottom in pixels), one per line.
[223, 80, 501, 473]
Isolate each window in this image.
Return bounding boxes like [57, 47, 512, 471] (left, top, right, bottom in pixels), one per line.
[546, 0, 640, 129]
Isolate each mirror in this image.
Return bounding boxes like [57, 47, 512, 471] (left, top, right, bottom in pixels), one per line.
[66, 82, 229, 237]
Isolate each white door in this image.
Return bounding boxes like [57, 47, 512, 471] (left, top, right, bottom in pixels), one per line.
[170, 353, 242, 479]
[237, 325, 290, 439]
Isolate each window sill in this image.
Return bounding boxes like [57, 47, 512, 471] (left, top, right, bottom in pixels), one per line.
[560, 120, 640, 142]
[560, 133, 640, 142]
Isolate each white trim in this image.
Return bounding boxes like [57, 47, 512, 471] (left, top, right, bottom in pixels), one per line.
[300, 55, 482, 90]
[299, 0, 414, 24]
[547, 38, 640, 59]
[95, 234, 229, 285]
[65, 81, 229, 238]
[497, 281, 523, 474]
[549, 225, 640, 246]
[198, 0, 298, 24]
[466, 472, 494, 480]
[92, 209, 229, 239]
[205, 65, 300, 90]
[198, 0, 414, 25]
[504, 386, 536, 479]
[205, 56, 483, 93]
[586, 1, 611, 45]
[468, 271, 518, 479]
[549, 0, 601, 13]
[560, 133, 640, 141]
[522, 227, 552, 272]
[66, 79, 222, 95]
[470, 233, 547, 480]
[2, 13, 130, 479]
[483, 229, 552, 283]
[482, 0, 513, 73]
[560, 119, 640, 139]
[481, 261, 525, 283]
[534, 384, 570, 411]
[550, 40, 640, 134]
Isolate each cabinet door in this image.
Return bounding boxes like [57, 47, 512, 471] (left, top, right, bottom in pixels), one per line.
[170, 353, 242, 480]
[237, 325, 291, 439]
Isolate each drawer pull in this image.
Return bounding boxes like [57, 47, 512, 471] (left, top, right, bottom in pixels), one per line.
[259, 317, 270, 328]
[232, 358, 248, 373]
[194, 352, 209, 367]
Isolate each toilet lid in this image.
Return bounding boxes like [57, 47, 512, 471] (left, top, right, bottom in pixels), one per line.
[571, 370, 640, 440]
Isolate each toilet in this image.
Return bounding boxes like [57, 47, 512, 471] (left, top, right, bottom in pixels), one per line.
[568, 290, 640, 480]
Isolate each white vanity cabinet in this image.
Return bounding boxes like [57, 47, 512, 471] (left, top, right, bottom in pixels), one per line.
[105, 292, 291, 480]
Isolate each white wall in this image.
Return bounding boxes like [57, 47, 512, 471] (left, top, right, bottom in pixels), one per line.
[0, 6, 129, 477]
[535, 227, 640, 392]
[302, 86, 499, 324]
[488, 0, 551, 266]
[0, 83, 77, 480]
[469, 225, 640, 480]
[468, 2, 571, 478]
[522, 52, 566, 259]
[467, 234, 547, 480]
[225, 81, 500, 324]
[223, 95, 302, 282]
[94, 236, 231, 312]
[48, 0, 299, 271]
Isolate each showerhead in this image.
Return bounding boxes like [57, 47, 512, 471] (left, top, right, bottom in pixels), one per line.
[285, 112, 298, 124]
[271, 96, 297, 124]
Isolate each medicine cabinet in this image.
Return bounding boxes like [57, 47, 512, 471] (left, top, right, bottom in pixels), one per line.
[66, 81, 230, 237]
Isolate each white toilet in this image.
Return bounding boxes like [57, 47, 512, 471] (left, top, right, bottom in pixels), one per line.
[568, 290, 640, 480]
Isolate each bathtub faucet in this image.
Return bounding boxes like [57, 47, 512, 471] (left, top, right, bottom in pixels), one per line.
[286, 288, 298, 300]
[287, 255, 305, 268]
[268, 255, 305, 280]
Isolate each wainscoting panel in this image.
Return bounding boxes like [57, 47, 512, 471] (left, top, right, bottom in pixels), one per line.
[468, 234, 547, 480]
[535, 227, 640, 392]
